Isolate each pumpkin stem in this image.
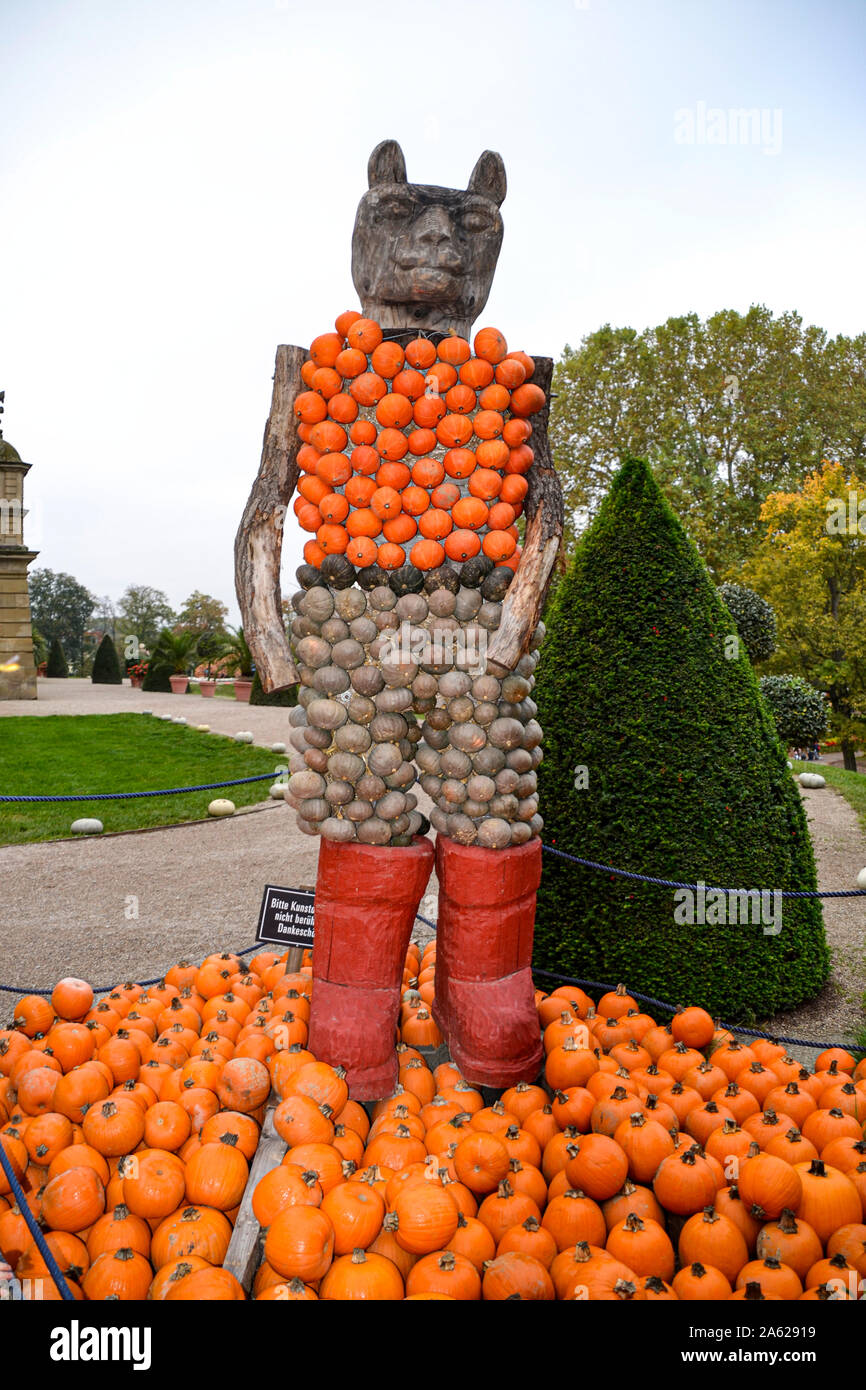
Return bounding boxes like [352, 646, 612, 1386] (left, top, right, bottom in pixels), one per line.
[350, 1249, 367, 1265]
[743, 1281, 766, 1300]
[690, 1263, 707, 1277]
[777, 1209, 798, 1234]
[496, 1180, 514, 1199]
[438, 1251, 456, 1270]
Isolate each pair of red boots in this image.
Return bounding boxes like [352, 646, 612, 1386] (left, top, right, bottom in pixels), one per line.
[308, 834, 543, 1100]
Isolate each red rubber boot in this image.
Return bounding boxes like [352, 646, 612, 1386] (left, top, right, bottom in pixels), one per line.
[432, 835, 543, 1089]
[308, 836, 435, 1101]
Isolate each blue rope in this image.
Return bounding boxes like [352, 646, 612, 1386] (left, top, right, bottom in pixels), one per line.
[0, 772, 279, 803]
[529, 968, 860, 1053]
[541, 843, 866, 899]
[0, 1143, 75, 1300]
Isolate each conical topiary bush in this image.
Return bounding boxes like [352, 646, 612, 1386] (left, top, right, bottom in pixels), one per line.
[533, 456, 829, 1019]
[45, 637, 69, 678]
[91, 633, 122, 684]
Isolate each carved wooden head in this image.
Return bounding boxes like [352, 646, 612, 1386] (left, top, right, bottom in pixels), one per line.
[351, 139, 506, 340]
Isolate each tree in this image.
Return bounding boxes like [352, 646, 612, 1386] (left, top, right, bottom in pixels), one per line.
[45, 636, 69, 678]
[717, 583, 777, 664]
[176, 590, 229, 671]
[91, 633, 122, 685]
[552, 308, 866, 577]
[28, 569, 96, 669]
[533, 455, 828, 1020]
[217, 627, 254, 678]
[760, 676, 829, 750]
[117, 585, 175, 653]
[32, 627, 48, 669]
[176, 591, 229, 634]
[743, 461, 866, 771]
[151, 627, 199, 675]
[92, 595, 117, 642]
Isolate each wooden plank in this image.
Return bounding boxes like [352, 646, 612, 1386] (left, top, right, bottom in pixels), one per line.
[233, 344, 305, 694]
[486, 356, 564, 676]
[223, 1102, 287, 1293]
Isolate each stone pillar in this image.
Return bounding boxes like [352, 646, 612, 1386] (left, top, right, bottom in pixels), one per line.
[0, 440, 39, 700]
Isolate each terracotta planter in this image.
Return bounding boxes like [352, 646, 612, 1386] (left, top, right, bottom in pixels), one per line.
[169, 675, 189, 694]
[129, 675, 143, 688]
[233, 678, 253, 702]
[198, 680, 216, 698]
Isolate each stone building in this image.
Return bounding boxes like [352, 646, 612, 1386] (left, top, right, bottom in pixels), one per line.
[0, 419, 38, 699]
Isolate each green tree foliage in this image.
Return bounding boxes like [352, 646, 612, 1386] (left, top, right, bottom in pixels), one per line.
[28, 569, 96, 668]
[45, 636, 69, 678]
[760, 676, 829, 749]
[117, 585, 175, 652]
[176, 591, 229, 672]
[552, 308, 866, 577]
[151, 627, 199, 675]
[217, 627, 254, 678]
[176, 590, 229, 633]
[533, 456, 828, 1019]
[743, 462, 866, 771]
[91, 633, 123, 685]
[717, 583, 777, 664]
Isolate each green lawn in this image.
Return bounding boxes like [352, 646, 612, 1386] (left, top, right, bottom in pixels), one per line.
[792, 759, 866, 833]
[0, 715, 280, 844]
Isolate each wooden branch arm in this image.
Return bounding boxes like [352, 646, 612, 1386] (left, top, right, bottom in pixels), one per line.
[234, 344, 305, 692]
[486, 356, 563, 675]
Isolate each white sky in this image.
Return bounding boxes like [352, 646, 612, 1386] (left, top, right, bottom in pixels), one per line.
[3, 0, 864, 623]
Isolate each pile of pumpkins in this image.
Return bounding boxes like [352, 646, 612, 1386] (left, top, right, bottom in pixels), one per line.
[1, 946, 865, 1300]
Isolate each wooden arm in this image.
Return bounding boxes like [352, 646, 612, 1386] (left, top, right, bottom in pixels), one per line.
[233, 344, 305, 692]
[485, 356, 563, 675]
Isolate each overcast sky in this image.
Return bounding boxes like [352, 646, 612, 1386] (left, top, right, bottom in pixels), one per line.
[3, 0, 864, 624]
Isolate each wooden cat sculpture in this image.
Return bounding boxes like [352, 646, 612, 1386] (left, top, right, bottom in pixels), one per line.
[235, 140, 563, 1098]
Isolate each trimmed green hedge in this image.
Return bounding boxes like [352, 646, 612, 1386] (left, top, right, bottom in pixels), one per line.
[45, 638, 68, 678]
[91, 634, 122, 684]
[533, 457, 829, 1020]
[249, 670, 298, 706]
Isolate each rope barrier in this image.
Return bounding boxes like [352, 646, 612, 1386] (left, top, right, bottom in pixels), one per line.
[529, 968, 860, 1053]
[0, 772, 279, 803]
[541, 843, 866, 899]
[0, 1143, 75, 1300]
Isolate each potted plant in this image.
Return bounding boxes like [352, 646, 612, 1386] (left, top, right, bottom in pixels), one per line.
[153, 628, 199, 694]
[128, 661, 147, 689]
[218, 626, 255, 702]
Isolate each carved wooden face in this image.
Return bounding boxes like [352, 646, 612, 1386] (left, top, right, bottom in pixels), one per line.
[351, 140, 506, 340]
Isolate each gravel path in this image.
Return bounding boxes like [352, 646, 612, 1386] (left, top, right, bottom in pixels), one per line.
[1, 683, 863, 1058]
[756, 782, 866, 1054]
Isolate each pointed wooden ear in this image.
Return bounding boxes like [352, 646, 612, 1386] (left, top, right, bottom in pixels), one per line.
[368, 139, 407, 187]
[467, 150, 506, 206]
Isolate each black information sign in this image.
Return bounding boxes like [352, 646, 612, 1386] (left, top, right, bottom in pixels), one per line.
[256, 885, 315, 949]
